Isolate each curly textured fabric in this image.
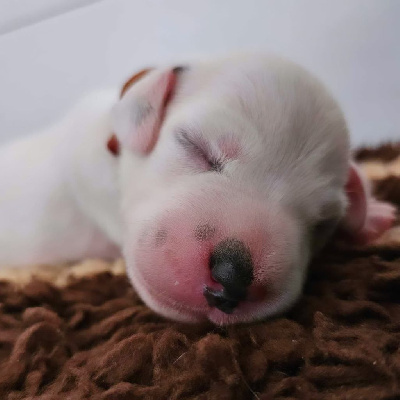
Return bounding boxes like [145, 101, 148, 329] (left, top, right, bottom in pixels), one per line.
[0, 143, 400, 400]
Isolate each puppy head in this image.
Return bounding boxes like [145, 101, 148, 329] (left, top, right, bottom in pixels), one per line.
[110, 55, 395, 325]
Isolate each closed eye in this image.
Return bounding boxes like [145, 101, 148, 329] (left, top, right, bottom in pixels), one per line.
[176, 130, 223, 172]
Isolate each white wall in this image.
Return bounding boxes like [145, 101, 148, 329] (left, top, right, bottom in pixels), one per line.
[0, 0, 399, 146]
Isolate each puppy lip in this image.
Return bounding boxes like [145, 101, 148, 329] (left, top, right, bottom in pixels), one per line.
[131, 267, 210, 315]
[206, 303, 260, 325]
[131, 262, 272, 324]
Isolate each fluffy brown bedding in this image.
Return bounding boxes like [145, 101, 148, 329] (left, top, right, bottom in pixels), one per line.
[1, 143, 400, 400]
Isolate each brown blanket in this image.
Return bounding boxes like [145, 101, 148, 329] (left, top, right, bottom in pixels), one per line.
[1, 143, 400, 400]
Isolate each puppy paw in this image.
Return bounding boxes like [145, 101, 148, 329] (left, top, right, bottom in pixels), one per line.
[355, 200, 397, 244]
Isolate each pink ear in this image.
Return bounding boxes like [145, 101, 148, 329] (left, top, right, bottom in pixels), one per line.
[341, 161, 396, 244]
[112, 67, 180, 154]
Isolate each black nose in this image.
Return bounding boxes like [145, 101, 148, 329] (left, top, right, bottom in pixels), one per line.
[204, 238, 253, 313]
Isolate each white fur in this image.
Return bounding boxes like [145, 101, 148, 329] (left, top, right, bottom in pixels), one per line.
[0, 91, 121, 266]
[0, 54, 394, 325]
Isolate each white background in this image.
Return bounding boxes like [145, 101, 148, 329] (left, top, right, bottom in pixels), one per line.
[0, 0, 399, 146]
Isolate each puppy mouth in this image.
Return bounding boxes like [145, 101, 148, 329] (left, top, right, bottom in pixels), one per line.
[146, 287, 269, 325]
[126, 239, 285, 324]
[128, 264, 275, 325]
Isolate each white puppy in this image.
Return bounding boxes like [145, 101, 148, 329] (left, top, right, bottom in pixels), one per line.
[0, 54, 395, 325]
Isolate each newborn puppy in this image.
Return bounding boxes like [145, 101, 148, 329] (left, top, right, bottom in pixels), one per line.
[0, 54, 395, 325]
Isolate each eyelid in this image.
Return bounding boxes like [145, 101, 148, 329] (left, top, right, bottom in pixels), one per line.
[176, 130, 207, 156]
[176, 129, 223, 172]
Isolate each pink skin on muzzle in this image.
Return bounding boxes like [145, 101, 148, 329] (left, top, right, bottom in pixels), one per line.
[124, 186, 300, 325]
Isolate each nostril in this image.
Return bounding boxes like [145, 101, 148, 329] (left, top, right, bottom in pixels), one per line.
[209, 238, 253, 298]
[203, 286, 239, 314]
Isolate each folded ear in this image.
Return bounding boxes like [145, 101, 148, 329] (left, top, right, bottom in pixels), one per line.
[341, 161, 396, 244]
[111, 67, 181, 154]
[120, 68, 152, 98]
